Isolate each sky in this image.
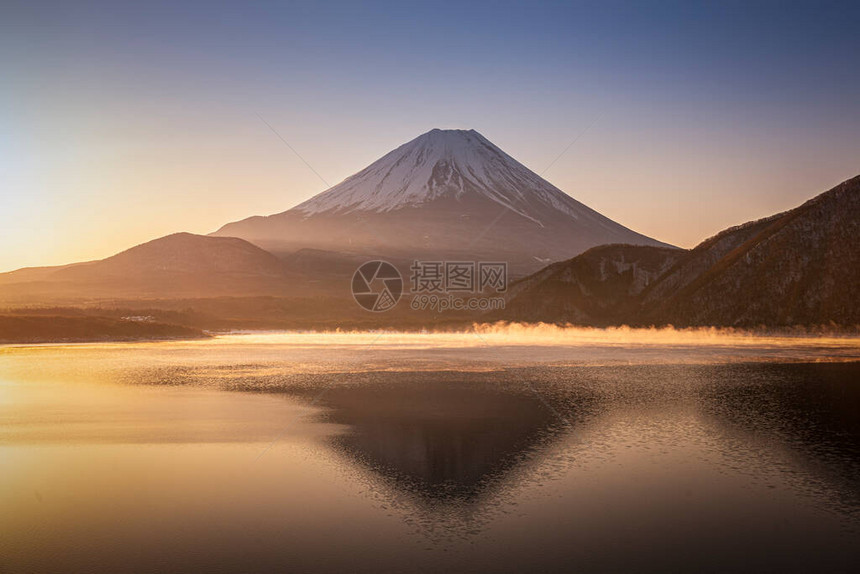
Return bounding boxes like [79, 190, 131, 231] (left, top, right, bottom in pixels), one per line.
[1, 0, 859, 272]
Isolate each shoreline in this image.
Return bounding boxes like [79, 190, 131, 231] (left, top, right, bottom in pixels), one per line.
[0, 315, 210, 345]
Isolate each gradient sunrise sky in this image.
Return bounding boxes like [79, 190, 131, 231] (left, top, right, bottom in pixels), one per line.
[2, 0, 859, 272]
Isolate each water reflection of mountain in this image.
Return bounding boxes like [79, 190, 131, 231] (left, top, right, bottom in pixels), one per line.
[696, 362, 860, 513]
[311, 374, 579, 502]
[302, 363, 860, 516]
[127, 359, 860, 569]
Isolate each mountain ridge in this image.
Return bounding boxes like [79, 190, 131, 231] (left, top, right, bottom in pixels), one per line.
[0, 233, 301, 302]
[502, 175, 860, 327]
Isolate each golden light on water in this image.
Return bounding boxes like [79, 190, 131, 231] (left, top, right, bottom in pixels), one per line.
[4, 324, 857, 352]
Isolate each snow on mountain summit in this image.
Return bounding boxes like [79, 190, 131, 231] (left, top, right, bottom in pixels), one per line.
[294, 128, 589, 223]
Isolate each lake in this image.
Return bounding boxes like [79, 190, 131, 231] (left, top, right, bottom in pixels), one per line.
[1, 329, 859, 573]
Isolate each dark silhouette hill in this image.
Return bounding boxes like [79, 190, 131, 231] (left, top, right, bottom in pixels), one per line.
[501, 245, 683, 325]
[0, 233, 300, 302]
[502, 176, 860, 327]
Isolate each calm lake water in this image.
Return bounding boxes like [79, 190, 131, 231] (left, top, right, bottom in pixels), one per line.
[2, 330, 859, 573]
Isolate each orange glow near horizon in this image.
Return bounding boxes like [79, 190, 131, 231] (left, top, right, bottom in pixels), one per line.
[2, 118, 856, 274]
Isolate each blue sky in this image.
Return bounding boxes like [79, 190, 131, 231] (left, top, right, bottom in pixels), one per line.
[2, 0, 859, 270]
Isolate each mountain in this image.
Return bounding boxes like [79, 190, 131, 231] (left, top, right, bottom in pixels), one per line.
[0, 233, 300, 302]
[213, 129, 670, 273]
[642, 175, 860, 326]
[502, 175, 860, 327]
[500, 244, 684, 325]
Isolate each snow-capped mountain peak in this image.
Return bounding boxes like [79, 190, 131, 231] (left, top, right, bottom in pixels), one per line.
[293, 128, 587, 223]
